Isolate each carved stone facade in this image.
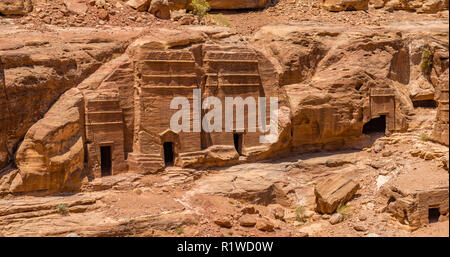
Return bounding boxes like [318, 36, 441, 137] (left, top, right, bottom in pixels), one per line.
[81, 30, 281, 177]
[432, 70, 449, 145]
[369, 88, 396, 133]
[382, 170, 449, 228]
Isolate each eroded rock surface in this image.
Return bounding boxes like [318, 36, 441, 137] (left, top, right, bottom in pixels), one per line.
[315, 173, 360, 214]
[372, 0, 449, 13]
[0, 23, 448, 199]
[13, 88, 85, 193]
[0, 0, 32, 15]
[322, 0, 369, 11]
[0, 26, 143, 172]
[381, 169, 449, 227]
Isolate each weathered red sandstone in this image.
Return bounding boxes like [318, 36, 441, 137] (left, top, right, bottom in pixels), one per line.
[0, 22, 448, 195]
[0, 26, 144, 174]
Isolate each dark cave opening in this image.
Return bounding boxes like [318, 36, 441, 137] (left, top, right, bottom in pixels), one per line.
[363, 115, 386, 134]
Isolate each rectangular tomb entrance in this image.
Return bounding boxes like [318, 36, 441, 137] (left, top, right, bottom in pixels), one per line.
[369, 89, 396, 132]
[233, 133, 243, 156]
[163, 142, 174, 166]
[100, 146, 112, 176]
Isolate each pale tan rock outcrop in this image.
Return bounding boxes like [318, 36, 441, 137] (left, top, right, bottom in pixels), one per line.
[314, 173, 360, 214]
[13, 88, 85, 193]
[191, 163, 292, 206]
[167, 0, 270, 10]
[322, 0, 369, 11]
[63, 0, 88, 15]
[127, 0, 151, 11]
[252, 24, 448, 152]
[0, 0, 32, 15]
[381, 0, 448, 13]
[149, 0, 171, 19]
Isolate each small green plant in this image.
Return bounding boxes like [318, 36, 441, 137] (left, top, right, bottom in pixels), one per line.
[56, 204, 69, 216]
[337, 203, 351, 218]
[419, 132, 429, 141]
[206, 14, 232, 28]
[420, 49, 433, 75]
[295, 206, 308, 223]
[175, 225, 184, 235]
[190, 0, 211, 21]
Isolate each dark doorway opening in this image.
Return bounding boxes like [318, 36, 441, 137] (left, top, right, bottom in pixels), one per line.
[100, 146, 112, 176]
[233, 133, 243, 156]
[413, 100, 437, 108]
[363, 115, 386, 134]
[163, 142, 174, 166]
[428, 208, 441, 224]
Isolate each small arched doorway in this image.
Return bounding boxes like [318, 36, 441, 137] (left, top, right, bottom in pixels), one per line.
[160, 129, 179, 167]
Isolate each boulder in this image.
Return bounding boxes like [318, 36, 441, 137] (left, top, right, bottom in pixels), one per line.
[256, 219, 274, 232]
[322, 0, 369, 11]
[97, 9, 109, 20]
[126, 0, 151, 11]
[12, 88, 86, 193]
[369, 0, 387, 8]
[149, 0, 171, 19]
[63, 0, 88, 15]
[214, 216, 233, 228]
[241, 206, 258, 215]
[419, 0, 449, 13]
[191, 163, 291, 206]
[0, 0, 32, 15]
[271, 206, 285, 220]
[314, 173, 360, 214]
[0, 26, 143, 172]
[353, 223, 368, 232]
[239, 214, 257, 227]
[329, 213, 344, 224]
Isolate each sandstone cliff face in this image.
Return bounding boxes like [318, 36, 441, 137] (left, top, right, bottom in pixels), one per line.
[0, 27, 143, 171]
[252, 24, 448, 152]
[0, 23, 448, 195]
